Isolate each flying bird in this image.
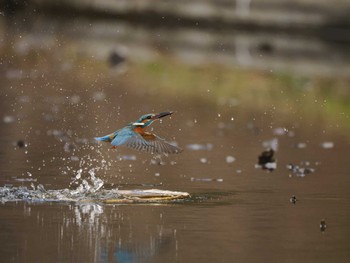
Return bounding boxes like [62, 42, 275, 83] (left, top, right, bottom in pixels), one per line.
[95, 111, 182, 155]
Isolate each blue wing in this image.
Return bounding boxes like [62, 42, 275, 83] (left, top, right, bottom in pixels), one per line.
[94, 133, 115, 142]
[111, 128, 138, 147]
[100, 127, 182, 154]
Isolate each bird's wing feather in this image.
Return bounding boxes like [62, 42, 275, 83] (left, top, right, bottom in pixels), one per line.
[125, 132, 182, 154]
[111, 128, 138, 147]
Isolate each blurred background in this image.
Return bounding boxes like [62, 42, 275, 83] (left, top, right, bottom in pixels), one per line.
[1, 0, 350, 117]
[1, 1, 350, 263]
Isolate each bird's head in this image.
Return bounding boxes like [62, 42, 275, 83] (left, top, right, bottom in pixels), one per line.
[133, 111, 174, 127]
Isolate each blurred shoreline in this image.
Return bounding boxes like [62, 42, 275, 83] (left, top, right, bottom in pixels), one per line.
[20, 1, 350, 36]
[1, 2, 350, 77]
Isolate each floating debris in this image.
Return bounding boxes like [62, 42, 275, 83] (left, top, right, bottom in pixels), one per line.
[321, 142, 334, 149]
[186, 143, 213, 151]
[286, 163, 315, 177]
[225, 155, 236, 164]
[320, 219, 327, 232]
[256, 149, 277, 171]
[190, 177, 223, 182]
[16, 140, 26, 148]
[290, 195, 297, 204]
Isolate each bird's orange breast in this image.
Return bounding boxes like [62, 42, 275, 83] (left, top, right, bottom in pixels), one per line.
[134, 126, 144, 134]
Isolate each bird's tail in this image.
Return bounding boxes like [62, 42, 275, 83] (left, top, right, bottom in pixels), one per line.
[94, 133, 113, 142]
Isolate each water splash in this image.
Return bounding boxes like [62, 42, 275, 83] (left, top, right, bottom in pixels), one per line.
[0, 185, 190, 204]
[70, 168, 104, 194]
[0, 184, 119, 203]
[4, 122, 189, 204]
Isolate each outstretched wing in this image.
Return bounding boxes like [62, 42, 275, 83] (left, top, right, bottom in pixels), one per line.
[111, 128, 137, 147]
[125, 132, 182, 154]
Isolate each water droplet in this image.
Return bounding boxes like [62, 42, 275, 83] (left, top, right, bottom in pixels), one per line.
[296, 142, 307, 149]
[92, 91, 106, 101]
[262, 138, 278, 151]
[225, 156, 236, 163]
[70, 95, 80, 104]
[3, 115, 15, 123]
[75, 169, 82, 180]
[321, 142, 334, 149]
[200, 158, 208, 164]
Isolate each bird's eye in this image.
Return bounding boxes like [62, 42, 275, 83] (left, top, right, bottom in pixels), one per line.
[147, 115, 153, 119]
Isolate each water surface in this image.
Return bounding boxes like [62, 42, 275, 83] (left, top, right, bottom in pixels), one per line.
[1, 13, 350, 263]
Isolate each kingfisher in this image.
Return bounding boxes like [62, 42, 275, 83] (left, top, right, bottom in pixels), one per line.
[95, 111, 182, 154]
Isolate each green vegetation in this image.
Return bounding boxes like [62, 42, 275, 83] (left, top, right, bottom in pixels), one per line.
[120, 58, 350, 130]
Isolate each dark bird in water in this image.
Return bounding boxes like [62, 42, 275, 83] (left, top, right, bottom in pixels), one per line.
[290, 195, 297, 204]
[320, 219, 327, 232]
[257, 149, 276, 171]
[95, 111, 182, 155]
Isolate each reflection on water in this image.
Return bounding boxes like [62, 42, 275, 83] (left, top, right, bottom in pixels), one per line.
[0, 202, 179, 263]
[2, 191, 350, 262]
[1, 8, 350, 263]
[72, 203, 176, 263]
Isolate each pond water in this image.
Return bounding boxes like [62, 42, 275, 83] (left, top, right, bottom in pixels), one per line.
[1, 12, 350, 263]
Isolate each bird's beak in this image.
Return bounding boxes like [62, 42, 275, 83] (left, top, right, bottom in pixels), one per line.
[152, 111, 174, 120]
